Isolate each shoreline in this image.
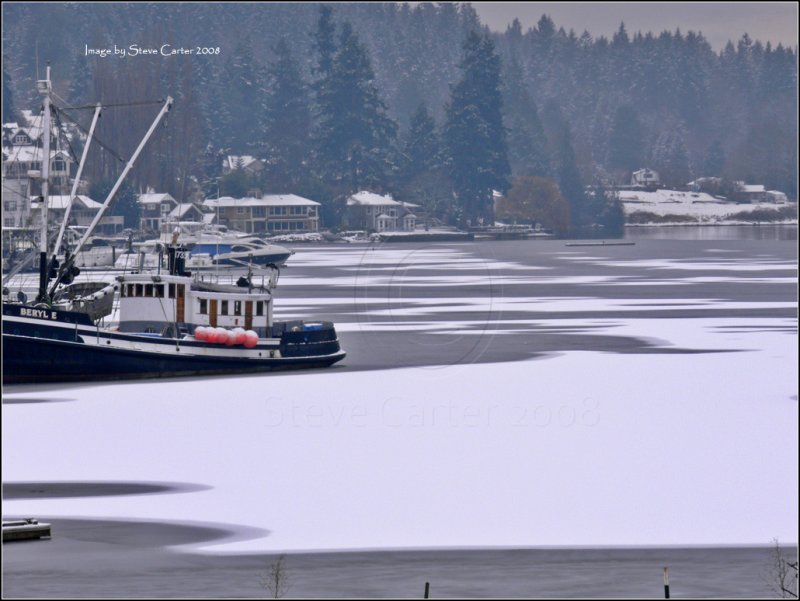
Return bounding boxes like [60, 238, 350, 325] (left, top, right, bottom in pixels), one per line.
[3, 515, 794, 598]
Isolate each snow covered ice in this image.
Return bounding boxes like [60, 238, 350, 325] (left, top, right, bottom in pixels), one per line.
[3, 239, 797, 554]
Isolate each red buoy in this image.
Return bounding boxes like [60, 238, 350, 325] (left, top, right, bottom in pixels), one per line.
[244, 330, 258, 348]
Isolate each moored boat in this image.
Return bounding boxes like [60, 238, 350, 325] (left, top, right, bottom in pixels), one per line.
[2, 69, 345, 384]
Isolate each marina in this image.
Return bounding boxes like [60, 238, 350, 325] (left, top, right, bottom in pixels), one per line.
[2, 69, 345, 384]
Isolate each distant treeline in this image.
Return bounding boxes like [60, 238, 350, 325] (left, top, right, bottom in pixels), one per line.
[2, 3, 796, 232]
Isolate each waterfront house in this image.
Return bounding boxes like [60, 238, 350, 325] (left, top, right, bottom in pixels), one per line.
[345, 191, 417, 232]
[138, 191, 178, 234]
[203, 194, 320, 234]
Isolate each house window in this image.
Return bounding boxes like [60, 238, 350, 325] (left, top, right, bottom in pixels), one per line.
[252, 207, 266, 217]
[161, 204, 171, 214]
[13, 134, 27, 144]
[52, 159, 65, 171]
[237, 207, 246, 214]
[4, 201, 17, 211]
[4, 218, 15, 227]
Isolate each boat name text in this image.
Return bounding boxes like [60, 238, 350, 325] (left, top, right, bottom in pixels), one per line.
[20, 308, 58, 320]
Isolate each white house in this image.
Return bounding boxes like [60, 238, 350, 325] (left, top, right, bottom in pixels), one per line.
[766, 190, 789, 204]
[346, 191, 417, 232]
[631, 168, 660, 188]
[138, 191, 179, 233]
[29, 195, 103, 232]
[737, 184, 767, 203]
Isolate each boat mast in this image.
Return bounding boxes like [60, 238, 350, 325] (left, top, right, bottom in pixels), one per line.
[47, 95, 173, 298]
[53, 102, 102, 258]
[70, 96, 173, 260]
[35, 66, 52, 303]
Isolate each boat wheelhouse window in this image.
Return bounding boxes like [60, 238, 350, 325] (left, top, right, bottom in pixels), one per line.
[221, 300, 228, 315]
[135, 284, 144, 297]
[168, 284, 176, 298]
[199, 299, 207, 314]
[155, 285, 164, 298]
[145, 284, 154, 297]
[256, 301, 264, 316]
[234, 301, 242, 316]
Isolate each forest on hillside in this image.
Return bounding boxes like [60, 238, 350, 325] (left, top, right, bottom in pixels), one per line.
[2, 2, 796, 232]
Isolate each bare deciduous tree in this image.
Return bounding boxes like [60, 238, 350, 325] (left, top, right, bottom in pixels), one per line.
[259, 554, 291, 599]
[765, 538, 798, 599]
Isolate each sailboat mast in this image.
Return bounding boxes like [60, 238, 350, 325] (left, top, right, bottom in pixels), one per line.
[36, 65, 52, 302]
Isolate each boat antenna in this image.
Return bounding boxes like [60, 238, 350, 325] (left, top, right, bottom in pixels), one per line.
[35, 64, 52, 304]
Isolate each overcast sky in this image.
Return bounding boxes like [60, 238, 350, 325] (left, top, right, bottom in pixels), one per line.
[470, 2, 799, 51]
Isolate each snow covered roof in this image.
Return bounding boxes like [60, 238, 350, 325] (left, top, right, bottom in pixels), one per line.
[347, 191, 401, 207]
[741, 185, 766, 193]
[204, 194, 320, 208]
[30, 195, 102, 211]
[169, 203, 204, 218]
[2, 146, 70, 163]
[262, 194, 320, 206]
[137, 192, 177, 205]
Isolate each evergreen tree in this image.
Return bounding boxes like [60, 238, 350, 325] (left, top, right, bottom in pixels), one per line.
[651, 123, 691, 188]
[607, 104, 644, 175]
[262, 38, 312, 192]
[502, 55, 549, 177]
[219, 37, 263, 153]
[312, 4, 336, 81]
[399, 102, 440, 181]
[556, 124, 585, 230]
[314, 21, 398, 195]
[703, 139, 725, 177]
[444, 31, 510, 226]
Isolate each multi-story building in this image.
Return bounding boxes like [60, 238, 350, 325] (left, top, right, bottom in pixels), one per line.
[138, 191, 178, 234]
[203, 194, 320, 234]
[345, 191, 417, 232]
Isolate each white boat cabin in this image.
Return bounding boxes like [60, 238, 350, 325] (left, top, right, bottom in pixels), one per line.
[116, 272, 274, 336]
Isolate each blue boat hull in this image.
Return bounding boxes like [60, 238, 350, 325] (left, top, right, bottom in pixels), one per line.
[2, 304, 345, 384]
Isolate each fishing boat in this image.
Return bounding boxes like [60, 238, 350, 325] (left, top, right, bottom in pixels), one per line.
[1, 69, 345, 384]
